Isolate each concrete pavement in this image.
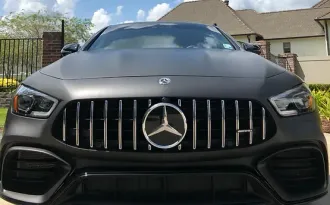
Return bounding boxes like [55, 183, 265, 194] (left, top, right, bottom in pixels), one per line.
[0, 133, 329, 204]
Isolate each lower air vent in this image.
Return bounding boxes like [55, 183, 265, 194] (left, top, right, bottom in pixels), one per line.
[258, 147, 327, 202]
[1, 147, 71, 203]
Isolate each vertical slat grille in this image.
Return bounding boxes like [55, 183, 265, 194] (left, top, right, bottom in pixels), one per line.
[235, 100, 239, 147]
[207, 100, 211, 149]
[249, 101, 253, 145]
[53, 98, 276, 152]
[62, 109, 66, 142]
[193, 99, 197, 150]
[133, 100, 137, 151]
[104, 100, 108, 149]
[221, 100, 225, 148]
[76, 102, 80, 146]
[118, 100, 123, 150]
[90, 101, 94, 148]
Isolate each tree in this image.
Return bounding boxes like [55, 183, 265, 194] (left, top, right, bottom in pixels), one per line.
[0, 11, 93, 43]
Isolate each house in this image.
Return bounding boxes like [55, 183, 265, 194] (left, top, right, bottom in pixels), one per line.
[158, 0, 330, 57]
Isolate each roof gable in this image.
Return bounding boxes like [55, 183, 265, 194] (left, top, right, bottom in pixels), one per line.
[158, 0, 256, 36]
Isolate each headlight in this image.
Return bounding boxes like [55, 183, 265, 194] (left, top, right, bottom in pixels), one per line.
[12, 85, 58, 118]
[269, 84, 315, 117]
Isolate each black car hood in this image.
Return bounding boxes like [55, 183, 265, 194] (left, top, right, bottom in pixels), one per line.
[40, 49, 285, 80]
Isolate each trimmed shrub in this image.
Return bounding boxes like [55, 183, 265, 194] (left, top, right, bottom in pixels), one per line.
[312, 90, 330, 120]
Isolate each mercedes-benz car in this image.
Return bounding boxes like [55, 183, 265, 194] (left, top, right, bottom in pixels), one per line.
[0, 22, 328, 205]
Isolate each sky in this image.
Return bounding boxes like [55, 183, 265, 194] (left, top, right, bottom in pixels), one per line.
[0, 0, 322, 32]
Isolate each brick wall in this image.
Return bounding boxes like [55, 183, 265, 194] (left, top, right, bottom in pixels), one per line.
[256, 40, 271, 60]
[0, 92, 13, 107]
[278, 53, 298, 73]
[42, 32, 62, 67]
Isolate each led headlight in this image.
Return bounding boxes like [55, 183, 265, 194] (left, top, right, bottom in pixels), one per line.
[12, 85, 58, 118]
[269, 84, 315, 117]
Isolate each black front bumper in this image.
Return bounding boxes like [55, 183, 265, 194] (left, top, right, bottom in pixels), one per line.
[0, 111, 328, 205]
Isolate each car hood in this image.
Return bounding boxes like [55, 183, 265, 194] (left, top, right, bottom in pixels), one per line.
[40, 49, 286, 80]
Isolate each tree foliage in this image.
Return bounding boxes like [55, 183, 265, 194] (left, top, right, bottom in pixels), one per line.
[0, 12, 93, 86]
[0, 11, 93, 43]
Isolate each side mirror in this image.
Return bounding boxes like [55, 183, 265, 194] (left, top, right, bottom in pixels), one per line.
[243, 43, 261, 55]
[61, 43, 81, 57]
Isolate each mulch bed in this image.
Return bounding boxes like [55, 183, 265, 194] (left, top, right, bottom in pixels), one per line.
[322, 118, 330, 134]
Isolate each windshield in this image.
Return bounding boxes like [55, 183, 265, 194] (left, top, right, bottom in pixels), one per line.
[88, 23, 236, 50]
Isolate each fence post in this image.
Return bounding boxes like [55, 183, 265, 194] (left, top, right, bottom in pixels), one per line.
[278, 53, 298, 73]
[42, 32, 63, 67]
[256, 40, 271, 60]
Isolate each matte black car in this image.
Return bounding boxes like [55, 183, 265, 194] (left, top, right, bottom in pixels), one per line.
[0, 22, 328, 205]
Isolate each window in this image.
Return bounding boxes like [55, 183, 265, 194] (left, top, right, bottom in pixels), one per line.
[88, 23, 236, 51]
[283, 42, 291, 53]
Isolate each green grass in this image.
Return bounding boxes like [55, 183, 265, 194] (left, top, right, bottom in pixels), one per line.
[0, 108, 8, 129]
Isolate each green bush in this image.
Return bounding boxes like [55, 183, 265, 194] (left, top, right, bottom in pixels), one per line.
[312, 90, 330, 120]
[309, 84, 330, 92]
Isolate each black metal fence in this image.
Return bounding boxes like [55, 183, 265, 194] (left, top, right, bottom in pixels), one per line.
[0, 38, 42, 91]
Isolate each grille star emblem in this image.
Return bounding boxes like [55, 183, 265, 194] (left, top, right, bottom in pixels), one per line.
[142, 102, 187, 149]
[148, 106, 183, 137]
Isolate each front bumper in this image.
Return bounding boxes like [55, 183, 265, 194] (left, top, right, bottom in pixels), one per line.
[0, 109, 328, 205]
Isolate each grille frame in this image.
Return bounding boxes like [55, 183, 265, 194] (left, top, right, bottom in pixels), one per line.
[1, 146, 71, 204]
[52, 98, 277, 152]
[257, 146, 328, 202]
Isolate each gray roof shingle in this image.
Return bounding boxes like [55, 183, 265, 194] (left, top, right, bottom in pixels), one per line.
[158, 0, 330, 39]
[236, 7, 330, 39]
[313, 0, 330, 8]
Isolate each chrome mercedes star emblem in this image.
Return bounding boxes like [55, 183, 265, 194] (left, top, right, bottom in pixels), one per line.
[159, 78, 171, 85]
[142, 103, 187, 149]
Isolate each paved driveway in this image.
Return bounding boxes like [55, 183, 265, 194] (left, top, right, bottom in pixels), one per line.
[0, 134, 329, 204]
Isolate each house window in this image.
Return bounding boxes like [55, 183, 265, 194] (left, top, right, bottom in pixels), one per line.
[283, 42, 291, 53]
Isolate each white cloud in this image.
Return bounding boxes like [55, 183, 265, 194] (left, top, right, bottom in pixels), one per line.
[53, 0, 77, 17]
[146, 3, 171, 21]
[3, 0, 78, 16]
[116, 5, 123, 16]
[183, 0, 198, 2]
[91, 8, 111, 33]
[123, 20, 134, 23]
[4, 0, 47, 13]
[229, 0, 319, 12]
[137, 9, 145, 21]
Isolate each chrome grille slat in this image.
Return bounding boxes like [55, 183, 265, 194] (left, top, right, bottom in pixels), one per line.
[76, 102, 80, 146]
[104, 100, 108, 149]
[90, 101, 94, 148]
[262, 108, 266, 140]
[118, 100, 123, 150]
[62, 109, 66, 142]
[235, 100, 239, 147]
[56, 98, 275, 152]
[193, 99, 197, 150]
[207, 100, 211, 149]
[249, 101, 253, 145]
[221, 100, 225, 148]
[133, 100, 137, 151]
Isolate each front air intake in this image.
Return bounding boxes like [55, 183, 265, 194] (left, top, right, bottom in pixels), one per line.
[1, 147, 71, 203]
[258, 146, 327, 202]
